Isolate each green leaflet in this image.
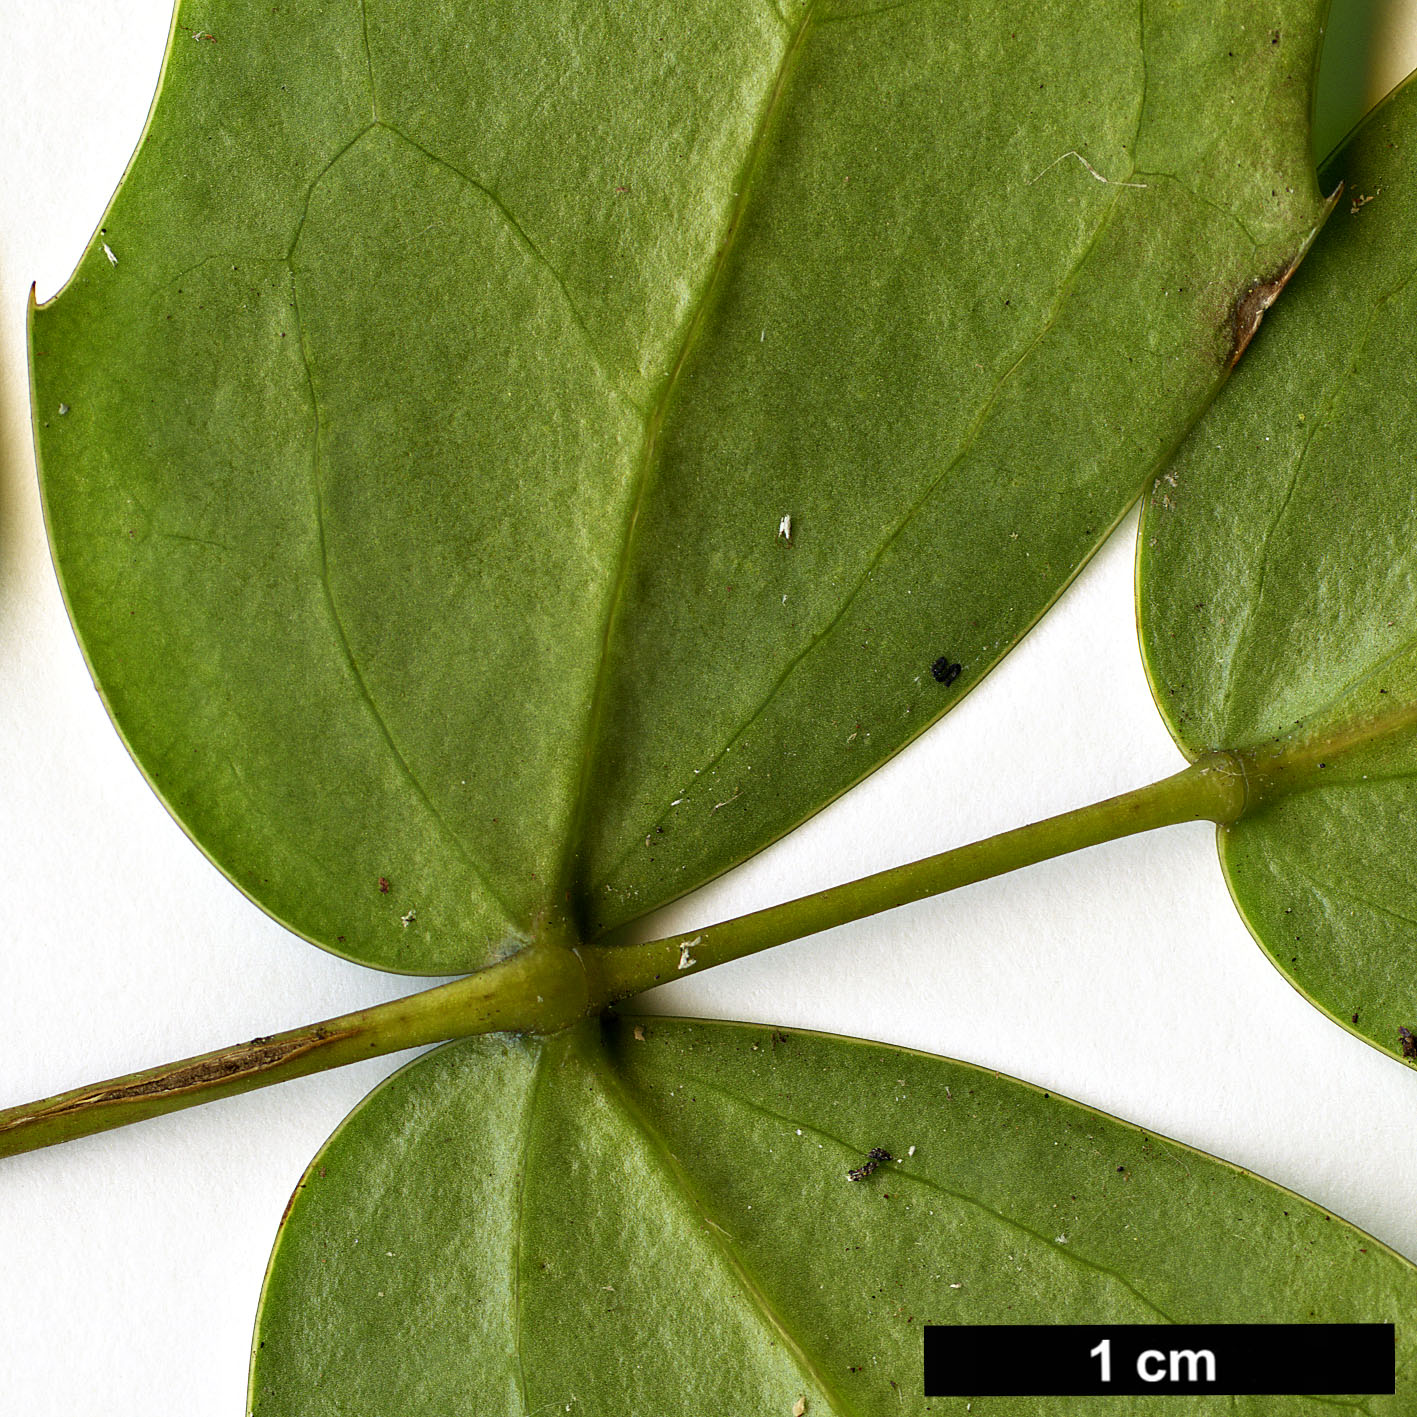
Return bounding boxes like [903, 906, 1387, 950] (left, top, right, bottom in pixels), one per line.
[32, 0, 1329, 975]
[252, 1017, 1416, 1414]
[1138, 74, 1417, 1066]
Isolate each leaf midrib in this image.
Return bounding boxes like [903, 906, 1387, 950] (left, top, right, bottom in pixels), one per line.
[589, 1038, 860, 1416]
[556, 1, 822, 909]
[578, 5, 1154, 904]
[588, 105, 1150, 897]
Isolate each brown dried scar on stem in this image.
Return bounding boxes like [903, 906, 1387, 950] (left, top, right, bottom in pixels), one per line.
[1229, 183, 1343, 367]
[0, 1031, 352, 1131]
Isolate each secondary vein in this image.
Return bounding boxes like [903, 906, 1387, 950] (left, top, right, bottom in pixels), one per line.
[377, 122, 625, 399]
[288, 270, 519, 925]
[679, 1072, 1180, 1326]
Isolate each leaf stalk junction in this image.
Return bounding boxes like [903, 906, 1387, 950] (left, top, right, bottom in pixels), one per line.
[1, 716, 1386, 1159]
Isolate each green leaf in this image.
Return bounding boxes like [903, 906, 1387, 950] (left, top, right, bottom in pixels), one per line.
[32, 0, 1330, 975]
[251, 1016, 1416, 1414]
[1138, 74, 1417, 1067]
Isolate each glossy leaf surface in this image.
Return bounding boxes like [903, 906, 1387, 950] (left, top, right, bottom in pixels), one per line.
[1139, 76, 1417, 1065]
[252, 1016, 1416, 1413]
[33, 0, 1329, 974]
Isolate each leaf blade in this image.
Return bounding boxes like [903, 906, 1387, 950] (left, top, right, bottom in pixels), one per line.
[1138, 74, 1417, 1065]
[251, 1018, 1417, 1414]
[34, 0, 1329, 971]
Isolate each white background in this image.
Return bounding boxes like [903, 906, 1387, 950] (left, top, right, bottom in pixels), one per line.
[3, 4, 1417, 1413]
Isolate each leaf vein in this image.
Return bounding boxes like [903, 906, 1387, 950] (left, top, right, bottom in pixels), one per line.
[1215, 272, 1417, 740]
[1134, 170, 1259, 247]
[678, 1074, 1182, 1325]
[286, 122, 380, 262]
[358, 0, 377, 118]
[287, 270, 519, 925]
[593, 1046, 861, 1415]
[815, 0, 943, 27]
[596, 157, 1140, 888]
[560, 2, 822, 907]
[376, 122, 628, 402]
[511, 1048, 546, 1416]
[1287, 859, 1417, 935]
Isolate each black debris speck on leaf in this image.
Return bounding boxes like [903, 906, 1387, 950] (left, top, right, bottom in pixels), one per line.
[1399, 1026, 1416, 1060]
[847, 1147, 892, 1182]
[930, 657, 962, 686]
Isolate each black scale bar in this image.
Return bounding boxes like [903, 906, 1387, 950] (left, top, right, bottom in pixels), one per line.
[923, 1324, 1396, 1396]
